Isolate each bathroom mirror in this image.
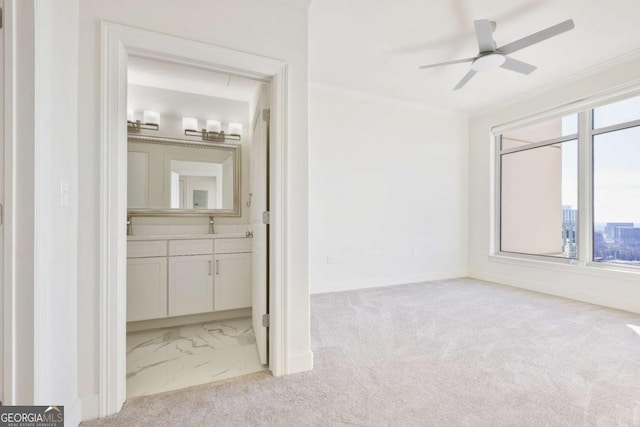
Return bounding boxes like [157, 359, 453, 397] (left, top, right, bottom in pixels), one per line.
[127, 135, 240, 216]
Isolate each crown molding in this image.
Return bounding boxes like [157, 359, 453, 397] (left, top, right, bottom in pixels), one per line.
[471, 47, 640, 118]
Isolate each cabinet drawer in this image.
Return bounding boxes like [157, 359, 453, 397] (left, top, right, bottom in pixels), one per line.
[169, 239, 213, 256]
[214, 238, 252, 254]
[127, 240, 167, 258]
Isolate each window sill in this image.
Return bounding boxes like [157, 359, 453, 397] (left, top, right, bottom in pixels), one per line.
[488, 253, 640, 282]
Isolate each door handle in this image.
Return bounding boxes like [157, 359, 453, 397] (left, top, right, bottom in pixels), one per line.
[208, 260, 212, 276]
[216, 260, 220, 275]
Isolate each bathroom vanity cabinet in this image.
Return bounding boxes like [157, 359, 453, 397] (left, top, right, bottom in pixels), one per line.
[126, 235, 252, 322]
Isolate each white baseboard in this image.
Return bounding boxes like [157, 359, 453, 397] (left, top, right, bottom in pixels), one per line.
[469, 270, 639, 313]
[287, 350, 313, 374]
[80, 394, 99, 422]
[310, 271, 467, 294]
[65, 398, 82, 427]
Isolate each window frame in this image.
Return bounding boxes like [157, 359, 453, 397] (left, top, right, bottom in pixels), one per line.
[491, 87, 640, 273]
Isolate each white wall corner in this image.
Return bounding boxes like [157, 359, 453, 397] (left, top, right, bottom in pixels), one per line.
[287, 350, 314, 375]
[80, 394, 100, 422]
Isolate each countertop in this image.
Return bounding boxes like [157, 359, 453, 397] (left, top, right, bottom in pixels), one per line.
[127, 233, 249, 241]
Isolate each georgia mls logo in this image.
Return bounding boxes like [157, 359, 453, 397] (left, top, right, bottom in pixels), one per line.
[0, 405, 64, 427]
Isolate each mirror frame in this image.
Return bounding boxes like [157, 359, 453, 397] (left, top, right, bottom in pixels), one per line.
[127, 134, 241, 217]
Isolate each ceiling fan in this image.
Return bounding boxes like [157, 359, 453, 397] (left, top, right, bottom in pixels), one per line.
[419, 18, 575, 90]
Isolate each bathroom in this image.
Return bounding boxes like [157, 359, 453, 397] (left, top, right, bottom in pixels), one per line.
[124, 56, 270, 398]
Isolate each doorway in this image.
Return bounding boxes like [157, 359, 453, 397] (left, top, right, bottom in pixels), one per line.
[123, 56, 271, 397]
[100, 22, 292, 416]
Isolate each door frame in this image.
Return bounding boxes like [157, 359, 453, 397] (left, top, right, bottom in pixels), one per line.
[100, 22, 290, 416]
[1, 0, 7, 405]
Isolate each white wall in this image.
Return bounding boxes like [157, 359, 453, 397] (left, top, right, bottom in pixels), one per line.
[5, 3, 80, 425]
[468, 53, 640, 314]
[309, 84, 469, 293]
[78, 0, 311, 419]
[128, 84, 250, 125]
[34, 0, 80, 420]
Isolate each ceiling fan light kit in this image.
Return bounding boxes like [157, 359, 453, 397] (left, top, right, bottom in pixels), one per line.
[471, 53, 506, 71]
[419, 18, 575, 90]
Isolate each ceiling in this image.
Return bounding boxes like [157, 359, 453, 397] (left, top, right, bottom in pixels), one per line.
[128, 56, 262, 108]
[309, 0, 640, 113]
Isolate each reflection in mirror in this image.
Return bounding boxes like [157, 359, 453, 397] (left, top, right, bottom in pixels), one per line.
[127, 136, 239, 216]
[169, 159, 232, 209]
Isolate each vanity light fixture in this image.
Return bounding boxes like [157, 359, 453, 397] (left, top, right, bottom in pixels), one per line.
[183, 118, 242, 142]
[127, 110, 160, 132]
[228, 123, 243, 137]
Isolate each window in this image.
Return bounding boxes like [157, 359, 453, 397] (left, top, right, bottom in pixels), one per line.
[499, 115, 578, 258]
[497, 93, 640, 268]
[592, 97, 640, 266]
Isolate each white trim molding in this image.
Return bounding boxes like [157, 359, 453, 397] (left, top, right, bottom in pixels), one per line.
[100, 22, 298, 416]
[2, 0, 16, 405]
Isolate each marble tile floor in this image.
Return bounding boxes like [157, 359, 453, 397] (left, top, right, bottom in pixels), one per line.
[126, 316, 265, 398]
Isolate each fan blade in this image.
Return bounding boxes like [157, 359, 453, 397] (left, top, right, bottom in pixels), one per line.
[500, 56, 537, 74]
[498, 19, 575, 55]
[474, 19, 496, 52]
[418, 57, 475, 70]
[453, 69, 477, 90]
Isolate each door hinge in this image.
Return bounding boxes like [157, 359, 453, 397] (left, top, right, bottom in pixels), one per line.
[0, 7, 3, 30]
[262, 211, 270, 225]
[0, 203, 3, 226]
[262, 314, 270, 328]
[262, 108, 270, 123]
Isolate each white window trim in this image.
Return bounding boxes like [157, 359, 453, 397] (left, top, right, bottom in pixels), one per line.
[491, 85, 640, 275]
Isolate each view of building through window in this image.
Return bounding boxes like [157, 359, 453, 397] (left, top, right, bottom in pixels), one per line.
[498, 94, 640, 266]
[500, 115, 577, 258]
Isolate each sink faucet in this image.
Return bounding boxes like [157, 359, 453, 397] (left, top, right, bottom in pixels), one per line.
[209, 216, 215, 234]
[126, 216, 133, 236]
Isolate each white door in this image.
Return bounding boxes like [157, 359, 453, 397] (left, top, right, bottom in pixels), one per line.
[168, 255, 214, 316]
[214, 253, 251, 311]
[126, 258, 168, 322]
[251, 84, 269, 364]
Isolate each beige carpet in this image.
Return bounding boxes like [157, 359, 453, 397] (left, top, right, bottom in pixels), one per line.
[83, 278, 640, 426]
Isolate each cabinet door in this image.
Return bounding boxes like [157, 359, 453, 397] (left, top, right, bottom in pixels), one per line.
[127, 257, 168, 322]
[214, 253, 252, 311]
[168, 255, 214, 316]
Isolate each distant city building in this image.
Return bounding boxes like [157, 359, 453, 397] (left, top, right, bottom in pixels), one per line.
[593, 231, 606, 261]
[604, 222, 634, 241]
[617, 227, 640, 247]
[562, 205, 577, 258]
[594, 232, 604, 245]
